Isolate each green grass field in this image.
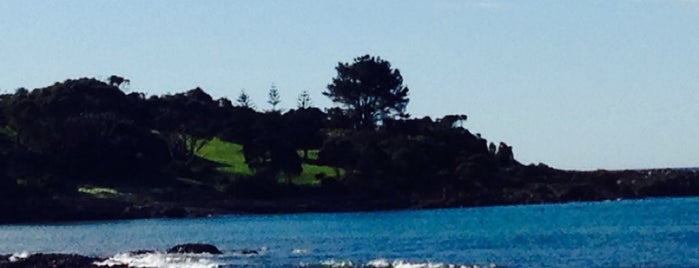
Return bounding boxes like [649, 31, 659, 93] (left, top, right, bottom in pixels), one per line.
[196, 138, 253, 175]
[196, 138, 337, 186]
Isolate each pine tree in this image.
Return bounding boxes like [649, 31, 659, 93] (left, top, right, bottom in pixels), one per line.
[236, 89, 254, 108]
[297, 90, 312, 109]
[267, 84, 281, 111]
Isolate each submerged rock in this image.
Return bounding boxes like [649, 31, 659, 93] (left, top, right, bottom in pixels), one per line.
[166, 243, 222, 254]
[241, 249, 259, 255]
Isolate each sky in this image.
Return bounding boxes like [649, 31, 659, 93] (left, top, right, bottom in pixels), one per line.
[1, 0, 698, 170]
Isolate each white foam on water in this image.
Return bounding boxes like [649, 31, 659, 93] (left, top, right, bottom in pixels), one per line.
[366, 258, 391, 267]
[292, 248, 309, 255]
[392, 260, 448, 268]
[93, 252, 221, 268]
[9, 251, 30, 262]
[318, 259, 355, 267]
[313, 258, 497, 268]
[365, 259, 497, 268]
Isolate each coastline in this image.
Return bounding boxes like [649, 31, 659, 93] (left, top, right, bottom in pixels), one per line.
[1, 167, 697, 224]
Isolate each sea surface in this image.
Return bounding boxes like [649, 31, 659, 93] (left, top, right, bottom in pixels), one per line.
[0, 197, 697, 268]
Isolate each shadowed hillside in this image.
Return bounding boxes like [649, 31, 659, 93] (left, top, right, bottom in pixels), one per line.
[0, 56, 697, 223]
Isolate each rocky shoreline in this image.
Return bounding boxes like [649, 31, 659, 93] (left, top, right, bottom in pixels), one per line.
[0, 168, 697, 224]
[0, 243, 506, 268]
[0, 253, 102, 268]
[0, 243, 223, 268]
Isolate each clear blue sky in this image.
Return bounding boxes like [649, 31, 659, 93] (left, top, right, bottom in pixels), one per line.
[1, 0, 698, 170]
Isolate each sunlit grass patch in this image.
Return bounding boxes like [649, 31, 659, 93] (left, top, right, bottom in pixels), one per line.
[196, 138, 253, 176]
[78, 186, 120, 198]
[298, 149, 321, 161]
[298, 164, 335, 185]
[197, 138, 339, 186]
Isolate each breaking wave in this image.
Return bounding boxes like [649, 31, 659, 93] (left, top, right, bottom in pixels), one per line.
[305, 259, 497, 268]
[91, 251, 498, 268]
[94, 251, 221, 268]
[8, 251, 30, 262]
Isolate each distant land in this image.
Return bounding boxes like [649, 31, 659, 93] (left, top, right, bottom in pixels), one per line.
[672, 167, 699, 172]
[0, 56, 697, 223]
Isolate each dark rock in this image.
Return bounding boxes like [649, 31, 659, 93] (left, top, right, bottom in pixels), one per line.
[128, 249, 156, 255]
[166, 243, 222, 254]
[241, 249, 258, 255]
[1, 253, 99, 268]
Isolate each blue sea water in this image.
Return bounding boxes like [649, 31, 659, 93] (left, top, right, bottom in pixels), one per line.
[0, 197, 697, 267]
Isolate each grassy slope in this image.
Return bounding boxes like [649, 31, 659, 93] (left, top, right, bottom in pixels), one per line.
[196, 138, 337, 185]
[75, 138, 336, 201]
[196, 138, 253, 175]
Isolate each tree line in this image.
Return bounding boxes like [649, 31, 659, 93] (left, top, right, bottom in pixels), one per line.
[0, 55, 521, 200]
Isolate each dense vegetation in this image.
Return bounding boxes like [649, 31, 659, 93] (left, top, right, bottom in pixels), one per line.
[0, 55, 696, 222]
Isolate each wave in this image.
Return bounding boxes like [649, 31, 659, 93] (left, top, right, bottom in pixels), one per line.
[93, 251, 221, 268]
[92, 253, 498, 268]
[292, 248, 310, 255]
[8, 251, 30, 262]
[6, 249, 499, 268]
[303, 258, 498, 268]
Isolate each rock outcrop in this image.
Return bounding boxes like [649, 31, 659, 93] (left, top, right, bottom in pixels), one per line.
[166, 243, 222, 254]
[0, 253, 103, 268]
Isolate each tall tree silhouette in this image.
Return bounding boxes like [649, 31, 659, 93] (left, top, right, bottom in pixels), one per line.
[243, 112, 302, 183]
[150, 87, 217, 167]
[297, 90, 312, 109]
[267, 84, 281, 111]
[284, 107, 325, 161]
[324, 55, 409, 129]
[236, 89, 255, 109]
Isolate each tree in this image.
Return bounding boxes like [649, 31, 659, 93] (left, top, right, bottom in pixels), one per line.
[243, 113, 303, 183]
[15, 87, 28, 95]
[267, 84, 281, 111]
[5, 78, 170, 181]
[0, 128, 16, 197]
[284, 107, 325, 161]
[439, 114, 468, 128]
[495, 142, 516, 166]
[107, 75, 130, 88]
[236, 89, 255, 109]
[149, 87, 217, 167]
[324, 55, 409, 129]
[297, 90, 312, 109]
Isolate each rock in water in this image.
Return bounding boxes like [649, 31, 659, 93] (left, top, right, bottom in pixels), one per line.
[129, 249, 157, 255]
[0, 254, 10, 266]
[166, 243, 222, 254]
[2, 253, 100, 268]
[241, 249, 259, 255]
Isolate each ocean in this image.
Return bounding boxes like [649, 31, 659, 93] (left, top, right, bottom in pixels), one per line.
[0, 197, 697, 267]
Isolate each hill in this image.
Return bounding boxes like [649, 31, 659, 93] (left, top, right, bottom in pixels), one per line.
[0, 72, 697, 223]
